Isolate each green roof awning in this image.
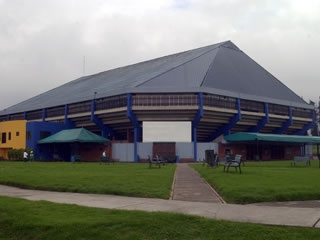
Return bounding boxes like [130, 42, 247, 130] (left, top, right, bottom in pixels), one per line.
[225, 132, 320, 144]
[38, 128, 109, 144]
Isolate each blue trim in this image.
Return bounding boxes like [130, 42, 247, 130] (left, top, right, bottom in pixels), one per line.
[7, 115, 10, 121]
[64, 104, 74, 128]
[24, 112, 27, 120]
[42, 108, 46, 122]
[273, 106, 292, 134]
[248, 103, 269, 132]
[90, 99, 95, 121]
[294, 110, 316, 135]
[192, 93, 203, 161]
[127, 94, 139, 162]
[27, 121, 66, 161]
[207, 98, 241, 141]
[90, 99, 114, 138]
[64, 104, 68, 124]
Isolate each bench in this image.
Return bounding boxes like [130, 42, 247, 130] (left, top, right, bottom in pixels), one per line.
[100, 156, 114, 164]
[71, 155, 81, 163]
[224, 155, 242, 174]
[166, 156, 177, 163]
[148, 155, 166, 168]
[291, 156, 311, 167]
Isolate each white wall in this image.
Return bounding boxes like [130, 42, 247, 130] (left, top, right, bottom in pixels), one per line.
[143, 121, 191, 142]
[197, 142, 218, 161]
[112, 143, 134, 162]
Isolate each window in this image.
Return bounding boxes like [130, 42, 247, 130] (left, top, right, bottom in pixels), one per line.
[8, 132, 11, 141]
[1, 132, 6, 144]
[16, 132, 20, 136]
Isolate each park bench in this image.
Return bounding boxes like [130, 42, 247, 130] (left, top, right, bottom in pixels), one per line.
[71, 155, 81, 163]
[148, 155, 166, 168]
[100, 156, 114, 164]
[166, 156, 177, 163]
[224, 154, 242, 174]
[291, 156, 311, 167]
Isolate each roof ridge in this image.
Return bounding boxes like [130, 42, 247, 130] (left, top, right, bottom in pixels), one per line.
[135, 41, 229, 88]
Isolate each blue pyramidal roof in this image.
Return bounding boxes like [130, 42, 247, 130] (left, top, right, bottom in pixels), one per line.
[1, 40, 311, 115]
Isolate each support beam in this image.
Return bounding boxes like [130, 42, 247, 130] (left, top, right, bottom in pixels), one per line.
[248, 103, 269, 132]
[273, 106, 292, 134]
[206, 98, 241, 141]
[192, 93, 203, 161]
[42, 108, 46, 122]
[293, 110, 316, 135]
[127, 94, 140, 162]
[64, 104, 74, 128]
[90, 99, 114, 138]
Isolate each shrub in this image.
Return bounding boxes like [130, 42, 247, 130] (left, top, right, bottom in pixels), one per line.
[8, 149, 25, 161]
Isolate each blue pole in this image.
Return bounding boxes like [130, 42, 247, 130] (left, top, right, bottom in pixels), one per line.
[127, 94, 139, 162]
[192, 93, 203, 161]
[193, 126, 197, 161]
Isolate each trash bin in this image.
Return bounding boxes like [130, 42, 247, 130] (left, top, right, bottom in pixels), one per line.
[205, 150, 215, 167]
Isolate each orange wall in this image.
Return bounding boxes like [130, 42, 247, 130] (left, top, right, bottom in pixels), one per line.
[0, 120, 27, 159]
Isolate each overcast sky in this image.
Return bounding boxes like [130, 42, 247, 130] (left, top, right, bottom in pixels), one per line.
[0, 0, 319, 110]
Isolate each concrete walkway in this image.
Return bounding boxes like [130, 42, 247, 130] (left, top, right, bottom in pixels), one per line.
[0, 164, 320, 228]
[171, 164, 224, 203]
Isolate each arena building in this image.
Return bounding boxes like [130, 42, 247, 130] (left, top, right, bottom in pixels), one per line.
[0, 41, 315, 162]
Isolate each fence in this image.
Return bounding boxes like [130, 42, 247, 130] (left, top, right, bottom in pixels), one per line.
[112, 142, 218, 162]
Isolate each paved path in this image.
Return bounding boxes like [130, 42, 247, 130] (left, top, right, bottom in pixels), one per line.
[1, 164, 320, 228]
[172, 164, 224, 203]
[1, 184, 320, 228]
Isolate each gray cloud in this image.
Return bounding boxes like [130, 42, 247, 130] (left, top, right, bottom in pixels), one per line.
[0, 0, 319, 110]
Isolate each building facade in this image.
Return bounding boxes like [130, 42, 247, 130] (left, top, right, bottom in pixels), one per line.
[0, 41, 315, 161]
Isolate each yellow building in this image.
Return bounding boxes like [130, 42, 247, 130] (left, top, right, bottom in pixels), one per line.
[0, 120, 27, 159]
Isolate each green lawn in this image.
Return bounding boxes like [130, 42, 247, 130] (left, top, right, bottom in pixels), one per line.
[1, 196, 319, 240]
[192, 160, 320, 204]
[0, 162, 175, 199]
[2, 160, 320, 204]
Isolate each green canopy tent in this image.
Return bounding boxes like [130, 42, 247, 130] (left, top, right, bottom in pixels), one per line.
[225, 132, 320, 144]
[225, 132, 320, 166]
[38, 128, 109, 144]
[38, 128, 109, 161]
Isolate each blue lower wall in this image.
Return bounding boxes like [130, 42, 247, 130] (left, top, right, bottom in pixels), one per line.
[26, 122, 66, 160]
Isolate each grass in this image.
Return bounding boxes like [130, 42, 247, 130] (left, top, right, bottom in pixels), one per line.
[0, 161, 176, 199]
[2, 160, 320, 204]
[313, 145, 320, 155]
[192, 160, 320, 204]
[1, 196, 319, 240]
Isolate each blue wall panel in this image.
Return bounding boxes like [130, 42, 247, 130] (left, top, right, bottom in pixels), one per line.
[26, 122, 66, 160]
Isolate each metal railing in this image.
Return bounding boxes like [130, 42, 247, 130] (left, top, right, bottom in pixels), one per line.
[9, 113, 25, 120]
[292, 107, 313, 118]
[46, 106, 65, 118]
[68, 101, 91, 114]
[269, 104, 289, 115]
[203, 94, 236, 109]
[26, 110, 42, 120]
[132, 94, 198, 107]
[240, 99, 264, 112]
[95, 95, 127, 111]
